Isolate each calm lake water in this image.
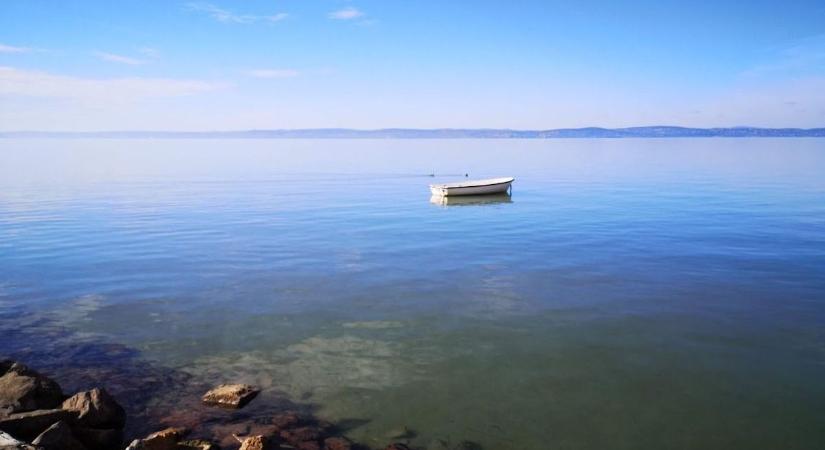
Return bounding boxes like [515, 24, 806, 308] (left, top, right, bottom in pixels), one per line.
[1, 138, 825, 449]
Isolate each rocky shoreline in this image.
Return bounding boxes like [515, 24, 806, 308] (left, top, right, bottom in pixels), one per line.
[1, 360, 422, 450]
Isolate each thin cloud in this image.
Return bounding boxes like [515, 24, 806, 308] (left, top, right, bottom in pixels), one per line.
[185, 2, 288, 24]
[247, 69, 300, 79]
[743, 33, 825, 77]
[0, 44, 31, 54]
[329, 7, 364, 20]
[95, 52, 146, 65]
[0, 66, 228, 101]
[267, 13, 289, 22]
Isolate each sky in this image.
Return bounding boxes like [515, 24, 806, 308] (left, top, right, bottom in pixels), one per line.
[1, 0, 825, 131]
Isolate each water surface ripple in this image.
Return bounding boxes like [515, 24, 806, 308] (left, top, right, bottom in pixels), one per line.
[1, 139, 824, 449]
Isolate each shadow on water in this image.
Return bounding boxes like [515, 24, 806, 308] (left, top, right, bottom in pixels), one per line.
[429, 193, 512, 207]
[0, 313, 376, 448]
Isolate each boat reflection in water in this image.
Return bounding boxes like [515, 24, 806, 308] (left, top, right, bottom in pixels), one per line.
[430, 192, 513, 206]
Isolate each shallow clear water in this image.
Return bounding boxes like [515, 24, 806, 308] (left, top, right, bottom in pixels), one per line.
[1, 138, 825, 449]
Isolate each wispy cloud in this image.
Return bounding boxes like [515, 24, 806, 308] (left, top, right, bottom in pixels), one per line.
[0, 66, 228, 101]
[743, 34, 825, 78]
[267, 13, 289, 22]
[0, 44, 31, 54]
[246, 69, 300, 79]
[185, 2, 288, 24]
[328, 7, 364, 20]
[94, 51, 146, 65]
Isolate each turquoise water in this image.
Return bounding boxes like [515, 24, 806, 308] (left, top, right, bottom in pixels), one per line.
[1, 138, 825, 449]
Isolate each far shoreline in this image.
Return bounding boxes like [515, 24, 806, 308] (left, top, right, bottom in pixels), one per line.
[2, 126, 825, 139]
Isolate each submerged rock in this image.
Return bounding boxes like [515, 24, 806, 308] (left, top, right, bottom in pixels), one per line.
[297, 441, 321, 450]
[323, 436, 353, 450]
[0, 362, 64, 414]
[385, 444, 412, 450]
[62, 387, 126, 429]
[0, 408, 77, 441]
[177, 439, 218, 450]
[201, 384, 259, 409]
[279, 425, 321, 445]
[271, 411, 303, 430]
[31, 420, 88, 450]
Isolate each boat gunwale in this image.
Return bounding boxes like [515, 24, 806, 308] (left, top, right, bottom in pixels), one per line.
[429, 177, 515, 189]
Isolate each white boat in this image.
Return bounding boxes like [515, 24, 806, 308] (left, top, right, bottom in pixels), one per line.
[430, 177, 514, 197]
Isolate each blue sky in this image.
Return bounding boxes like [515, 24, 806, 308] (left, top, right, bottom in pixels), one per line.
[1, 0, 825, 130]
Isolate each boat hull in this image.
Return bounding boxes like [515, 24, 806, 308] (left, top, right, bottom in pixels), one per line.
[429, 178, 513, 196]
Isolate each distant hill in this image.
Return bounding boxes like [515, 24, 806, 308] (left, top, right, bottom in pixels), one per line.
[2, 126, 824, 139]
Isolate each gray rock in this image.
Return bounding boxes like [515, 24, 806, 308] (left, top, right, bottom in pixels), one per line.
[31, 420, 88, 450]
[0, 408, 77, 441]
[62, 388, 125, 429]
[0, 363, 64, 414]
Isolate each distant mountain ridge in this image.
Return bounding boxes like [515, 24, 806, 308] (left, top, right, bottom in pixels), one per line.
[2, 126, 825, 139]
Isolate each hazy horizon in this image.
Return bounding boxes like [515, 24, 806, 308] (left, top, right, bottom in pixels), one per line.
[2, 125, 825, 135]
[2, 1, 825, 131]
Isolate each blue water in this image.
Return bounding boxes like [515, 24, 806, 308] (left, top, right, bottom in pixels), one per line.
[1, 138, 824, 449]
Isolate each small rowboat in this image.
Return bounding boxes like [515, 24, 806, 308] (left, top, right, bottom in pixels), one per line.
[430, 177, 514, 197]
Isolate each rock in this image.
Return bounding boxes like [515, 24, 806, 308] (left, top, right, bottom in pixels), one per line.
[177, 440, 218, 450]
[62, 388, 126, 429]
[0, 362, 64, 413]
[148, 427, 188, 441]
[72, 426, 123, 450]
[323, 437, 352, 450]
[271, 411, 303, 430]
[201, 384, 259, 409]
[0, 430, 37, 450]
[385, 444, 412, 450]
[0, 431, 38, 450]
[298, 441, 321, 450]
[31, 420, 88, 450]
[0, 408, 77, 441]
[279, 426, 321, 445]
[126, 427, 189, 450]
[238, 435, 275, 450]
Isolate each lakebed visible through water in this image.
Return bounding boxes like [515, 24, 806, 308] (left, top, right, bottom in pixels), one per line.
[1, 138, 824, 449]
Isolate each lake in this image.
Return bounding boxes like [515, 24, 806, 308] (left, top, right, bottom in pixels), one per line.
[1, 138, 824, 449]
